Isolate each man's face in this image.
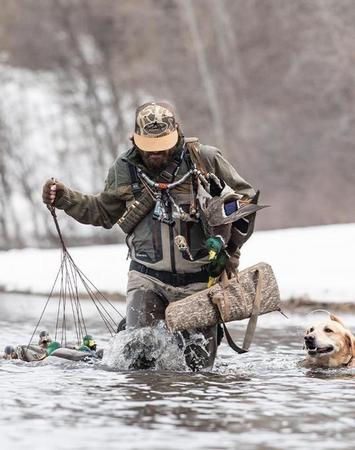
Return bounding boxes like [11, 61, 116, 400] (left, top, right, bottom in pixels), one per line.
[139, 148, 176, 172]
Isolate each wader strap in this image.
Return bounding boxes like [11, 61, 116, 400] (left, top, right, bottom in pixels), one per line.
[160, 158, 181, 183]
[185, 139, 208, 174]
[159, 146, 186, 182]
[128, 163, 141, 199]
[210, 268, 263, 354]
[184, 145, 194, 171]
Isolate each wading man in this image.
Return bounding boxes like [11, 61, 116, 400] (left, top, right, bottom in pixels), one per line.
[42, 102, 256, 370]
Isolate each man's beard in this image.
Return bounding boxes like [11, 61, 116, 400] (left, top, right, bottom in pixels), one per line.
[139, 148, 176, 173]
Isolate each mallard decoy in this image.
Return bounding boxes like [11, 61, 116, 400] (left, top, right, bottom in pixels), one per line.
[204, 191, 269, 264]
[46, 341, 61, 356]
[205, 236, 229, 287]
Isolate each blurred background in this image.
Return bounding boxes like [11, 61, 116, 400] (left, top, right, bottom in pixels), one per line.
[0, 0, 354, 250]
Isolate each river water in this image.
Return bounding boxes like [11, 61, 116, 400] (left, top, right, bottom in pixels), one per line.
[1, 293, 355, 450]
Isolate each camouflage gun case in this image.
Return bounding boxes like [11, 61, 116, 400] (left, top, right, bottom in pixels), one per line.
[165, 262, 281, 332]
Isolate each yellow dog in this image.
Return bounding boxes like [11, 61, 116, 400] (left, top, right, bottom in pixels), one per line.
[303, 314, 355, 368]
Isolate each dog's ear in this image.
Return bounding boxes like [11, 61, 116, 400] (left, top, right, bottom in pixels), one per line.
[345, 333, 355, 357]
[329, 314, 345, 327]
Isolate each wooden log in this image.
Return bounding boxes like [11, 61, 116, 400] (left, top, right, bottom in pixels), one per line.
[165, 262, 281, 332]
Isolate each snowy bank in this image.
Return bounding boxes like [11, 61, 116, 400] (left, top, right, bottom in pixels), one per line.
[0, 223, 354, 303]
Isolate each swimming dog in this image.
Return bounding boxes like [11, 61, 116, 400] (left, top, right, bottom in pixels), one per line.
[303, 314, 355, 368]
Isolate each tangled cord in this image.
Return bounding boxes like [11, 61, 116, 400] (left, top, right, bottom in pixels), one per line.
[27, 205, 124, 348]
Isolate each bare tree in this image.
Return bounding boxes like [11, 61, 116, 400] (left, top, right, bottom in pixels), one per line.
[0, 0, 355, 248]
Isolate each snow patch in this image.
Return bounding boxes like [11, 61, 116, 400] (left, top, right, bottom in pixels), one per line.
[0, 223, 354, 303]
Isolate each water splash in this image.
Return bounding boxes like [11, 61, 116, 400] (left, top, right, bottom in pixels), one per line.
[102, 322, 186, 371]
[102, 322, 213, 372]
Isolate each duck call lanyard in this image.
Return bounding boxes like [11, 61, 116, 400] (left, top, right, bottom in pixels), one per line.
[134, 150, 208, 227]
[129, 148, 208, 261]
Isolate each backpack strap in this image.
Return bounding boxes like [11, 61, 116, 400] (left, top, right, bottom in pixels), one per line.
[184, 137, 208, 175]
[159, 151, 184, 183]
[127, 162, 142, 199]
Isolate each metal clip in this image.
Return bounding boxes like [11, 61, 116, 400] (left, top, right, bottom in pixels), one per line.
[174, 235, 193, 260]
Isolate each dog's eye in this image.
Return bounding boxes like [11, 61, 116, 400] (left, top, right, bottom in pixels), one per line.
[324, 328, 333, 333]
[309, 327, 314, 333]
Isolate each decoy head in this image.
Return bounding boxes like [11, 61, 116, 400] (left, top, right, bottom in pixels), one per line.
[205, 236, 225, 261]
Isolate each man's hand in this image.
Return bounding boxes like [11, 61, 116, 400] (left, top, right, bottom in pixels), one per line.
[42, 179, 66, 205]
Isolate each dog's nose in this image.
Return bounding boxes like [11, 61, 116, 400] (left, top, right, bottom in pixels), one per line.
[304, 335, 315, 344]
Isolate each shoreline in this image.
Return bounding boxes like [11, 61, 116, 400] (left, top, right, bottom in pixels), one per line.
[282, 298, 355, 313]
[0, 286, 126, 302]
[1, 289, 355, 313]
[0, 288, 126, 303]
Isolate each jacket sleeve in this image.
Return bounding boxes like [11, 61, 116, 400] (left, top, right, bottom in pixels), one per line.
[54, 166, 127, 229]
[199, 144, 256, 199]
[214, 151, 256, 199]
[198, 144, 258, 250]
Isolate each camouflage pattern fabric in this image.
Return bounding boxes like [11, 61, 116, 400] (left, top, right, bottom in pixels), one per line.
[135, 102, 176, 137]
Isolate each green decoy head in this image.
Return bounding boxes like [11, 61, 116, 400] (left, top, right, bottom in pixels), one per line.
[46, 341, 60, 356]
[83, 335, 97, 351]
[3, 345, 18, 360]
[205, 236, 225, 261]
[38, 330, 52, 348]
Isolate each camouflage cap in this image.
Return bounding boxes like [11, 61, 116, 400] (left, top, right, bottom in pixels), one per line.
[133, 102, 179, 152]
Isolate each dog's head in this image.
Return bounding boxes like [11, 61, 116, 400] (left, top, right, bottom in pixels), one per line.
[304, 314, 355, 368]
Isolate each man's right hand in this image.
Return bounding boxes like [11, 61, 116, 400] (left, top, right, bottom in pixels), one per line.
[42, 179, 66, 205]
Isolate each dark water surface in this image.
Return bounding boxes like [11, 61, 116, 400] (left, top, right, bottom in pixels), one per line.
[1, 293, 355, 450]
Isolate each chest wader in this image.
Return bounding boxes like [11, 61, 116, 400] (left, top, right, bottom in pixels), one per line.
[125, 275, 218, 372]
[123, 146, 218, 371]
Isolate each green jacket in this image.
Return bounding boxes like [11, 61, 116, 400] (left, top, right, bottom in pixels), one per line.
[55, 141, 255, 273]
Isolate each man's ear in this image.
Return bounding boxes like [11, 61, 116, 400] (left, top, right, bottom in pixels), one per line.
[329, 314, 345, 327]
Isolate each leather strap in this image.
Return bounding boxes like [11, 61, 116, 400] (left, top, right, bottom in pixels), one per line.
[221, 271, 231, 321]
[242, 269, 263, 350]
[210, 291, 247, 354]
[209, 268, 263, 354]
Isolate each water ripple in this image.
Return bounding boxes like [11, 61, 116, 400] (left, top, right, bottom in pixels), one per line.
[1, 296, 355, 449]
